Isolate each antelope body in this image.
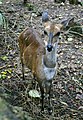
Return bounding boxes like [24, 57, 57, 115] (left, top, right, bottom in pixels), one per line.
[18, 12, 65, 113]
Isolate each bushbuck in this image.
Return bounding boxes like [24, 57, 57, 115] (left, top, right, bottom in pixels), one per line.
[18, 11, 68, 113]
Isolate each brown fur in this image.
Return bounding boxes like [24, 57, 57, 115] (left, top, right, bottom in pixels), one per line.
[44, 21, 62, 36]
[18, 27, 45, 78]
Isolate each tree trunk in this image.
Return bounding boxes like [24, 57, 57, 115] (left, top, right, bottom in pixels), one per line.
[24, 0, 27, 4]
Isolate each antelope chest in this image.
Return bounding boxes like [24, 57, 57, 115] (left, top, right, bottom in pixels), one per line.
[42, 54, 57, 81]
[43, 65, 56, 80]
[42, 46, 57, 81]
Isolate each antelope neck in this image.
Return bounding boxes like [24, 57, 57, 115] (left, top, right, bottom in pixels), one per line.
[43, 43, 58, 68]
[42, 43, 58, 81]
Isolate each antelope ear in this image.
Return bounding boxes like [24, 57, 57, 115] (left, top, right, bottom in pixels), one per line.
[61, 17, 74, 28]
[42, 11, 49, 22]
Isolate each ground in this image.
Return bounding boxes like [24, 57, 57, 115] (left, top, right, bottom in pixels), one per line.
[0, 0, 83, 120]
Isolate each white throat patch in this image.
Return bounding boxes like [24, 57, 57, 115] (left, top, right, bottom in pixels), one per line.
[43, 66, 56, 80]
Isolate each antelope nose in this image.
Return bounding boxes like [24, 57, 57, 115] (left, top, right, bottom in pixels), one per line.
[47, 44, 53, 52]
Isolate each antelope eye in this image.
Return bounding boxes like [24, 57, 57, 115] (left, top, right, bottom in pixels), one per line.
[56, 32, 60, 36]
[44, 30, 48, 35]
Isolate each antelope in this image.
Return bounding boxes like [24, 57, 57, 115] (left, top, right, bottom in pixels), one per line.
[18, 11, 68, 113]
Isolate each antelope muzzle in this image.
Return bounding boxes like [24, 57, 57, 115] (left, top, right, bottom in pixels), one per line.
[47, 32, 53, 52]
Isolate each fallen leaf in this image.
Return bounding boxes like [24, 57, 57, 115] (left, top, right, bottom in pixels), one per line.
[29, 90, 40, 98]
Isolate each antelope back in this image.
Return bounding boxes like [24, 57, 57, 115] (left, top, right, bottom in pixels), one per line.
[18, 27, 45, 76]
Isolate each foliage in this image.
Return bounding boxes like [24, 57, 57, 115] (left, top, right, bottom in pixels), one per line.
[25, 3, 36, 11]
[0, 69, 12, 80]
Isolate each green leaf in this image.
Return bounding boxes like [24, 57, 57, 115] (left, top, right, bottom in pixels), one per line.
[1, 56, 8, 61]
[29, 90, 40, 98]
[7, 69, 12, 74]
[1, 71, 7, 75]
[0, 70, 7, 79]
[1, 74, 6, 79]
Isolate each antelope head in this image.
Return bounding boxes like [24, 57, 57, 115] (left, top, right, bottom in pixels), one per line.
[42, 11, 63, 52]
[44, 21, 62, 52]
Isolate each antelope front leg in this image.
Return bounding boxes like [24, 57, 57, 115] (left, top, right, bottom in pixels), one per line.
[45, 81, 52, 114]
[48, 86, 52, 114]
[39, 83, 44, 111]
[41, 91, 44, 111]
[21, 57, 25, 80]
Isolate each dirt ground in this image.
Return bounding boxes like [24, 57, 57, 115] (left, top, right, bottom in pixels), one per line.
[0, 0, 83, 120]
